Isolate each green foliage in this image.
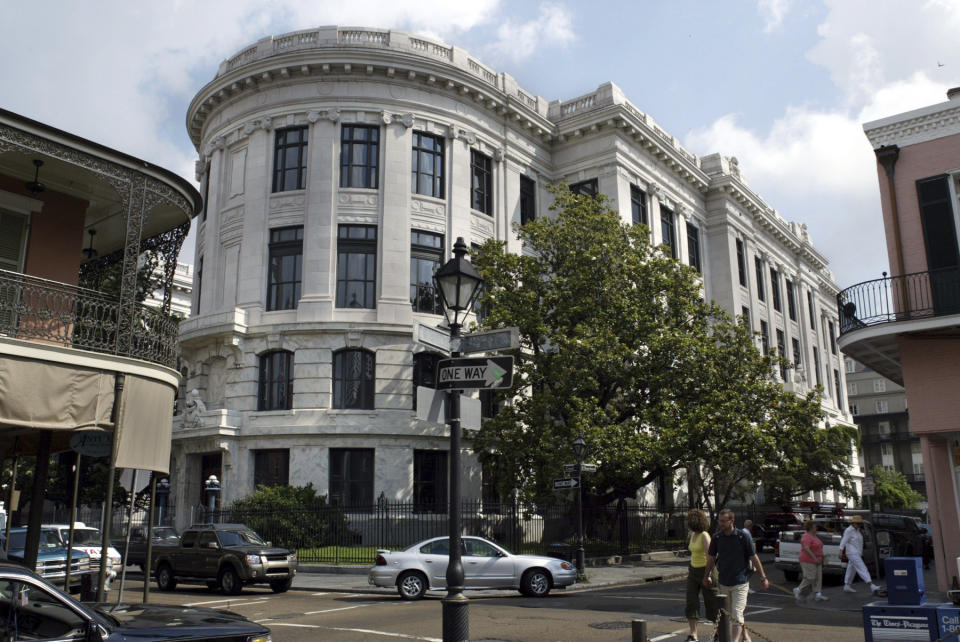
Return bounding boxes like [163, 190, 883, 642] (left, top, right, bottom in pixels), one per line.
[471, 184, 854, 511]
[228, 484, 356, 551]
[870, 465, 925, 509]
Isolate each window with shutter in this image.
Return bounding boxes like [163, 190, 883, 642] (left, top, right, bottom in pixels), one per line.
[0, 211, 28, 272]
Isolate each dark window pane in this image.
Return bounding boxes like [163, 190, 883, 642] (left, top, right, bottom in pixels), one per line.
[273, 127, 308, 192]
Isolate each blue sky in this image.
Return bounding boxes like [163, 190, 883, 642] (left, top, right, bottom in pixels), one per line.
[3, 0, 958, 288]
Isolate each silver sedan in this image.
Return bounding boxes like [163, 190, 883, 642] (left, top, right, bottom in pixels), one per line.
[368, 535, 578, 600]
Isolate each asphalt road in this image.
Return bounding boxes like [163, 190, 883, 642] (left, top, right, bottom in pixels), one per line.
[109, 571, 868, 641]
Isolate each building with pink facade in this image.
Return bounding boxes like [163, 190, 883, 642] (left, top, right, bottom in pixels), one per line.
[840, 87, 960, 591]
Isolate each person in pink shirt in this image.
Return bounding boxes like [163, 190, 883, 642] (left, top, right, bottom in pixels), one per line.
[793, 520, 829, 603]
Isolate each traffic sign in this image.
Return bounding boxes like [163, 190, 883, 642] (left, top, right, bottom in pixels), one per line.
[436, 356, 514, 390]
[416, 386, 481, 430]
[458, 327, 520, 354]
[415, 322, 451, 354]
[563, 463, 598, 474]
[862, 476, 875, 495]
[553, 477, 579, 490]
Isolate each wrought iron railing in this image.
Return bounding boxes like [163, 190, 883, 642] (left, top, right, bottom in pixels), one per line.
[0, 269, 179, 368]
[837, 267, 960, 335]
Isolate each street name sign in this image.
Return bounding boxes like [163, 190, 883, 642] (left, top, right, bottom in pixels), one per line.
[458, 327, 520, 354]
[436, 356, 514, 390]
[415, 321, 451, 354]
[553, 477, 579, 490]
[563, 463, 597, 474]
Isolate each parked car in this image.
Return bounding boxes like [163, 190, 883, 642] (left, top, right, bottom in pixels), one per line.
[368, 535, 578, 600]
[0, 561, 272, 641]
[45, 523, 123, 586]
[0, 527, 91, 592]
[115, 525, 180, 570]
[870, 513, 927, 558]
[756, 512, 804, 552]
[775, 516, 882, 582]
[152, 523, 297, 595]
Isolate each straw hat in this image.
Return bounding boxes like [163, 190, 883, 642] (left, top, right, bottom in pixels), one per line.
[850, 515, 864, 524]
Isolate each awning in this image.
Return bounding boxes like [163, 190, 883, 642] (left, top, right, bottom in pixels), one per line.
[0, 355, 174, 473]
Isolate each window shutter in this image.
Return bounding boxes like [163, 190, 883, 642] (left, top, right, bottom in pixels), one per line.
[0, 211, 27, 272]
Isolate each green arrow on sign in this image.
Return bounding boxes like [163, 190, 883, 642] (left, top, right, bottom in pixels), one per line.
[484, 359, 507, 387]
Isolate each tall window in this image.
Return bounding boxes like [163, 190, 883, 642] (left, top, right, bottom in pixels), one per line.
[194, 256, 203, 315]
[411, 131, 444, 198]
[807, 291, 816, 329]
[266, 226, 303, 311]
[414, 450, 448, 513]
[333, 349, 375, 410]
[631, 185, 648, 226]
[253, 449, 289, 488]
[410, 230, 444, 314]
[569, 178, 598, 196]
[755, 257, 765, 301]
[413, 352, 442, 410]
[786, 279, 797, 321]
[686, 223, 701, 272]
[660, 207, 677, 259]
[329, 448, 374, 508]
[336, 225, 377, 309]
[258, 350, 293, 411]
[875, 399, 889, 413]
[741, 306, 750, 328]
[470, 150, 492, 214]
[736, 239, 746, 286]
[273, 127, 308, 192]
[340, 124, 379, 188]
[760, 320, 769, 355]
[873, 378, 887, 393]
[813, 346, 822, 386]
[776, 329, 787, 379]
[828, 321, 837, 354]
[770, 268, 781, 311]
[520, 175, 536, 225]
[201, 170, 210, 222]
[792, 338, 802, 368]
[834, 369, 843, 407]
[481, 461, 503, 512]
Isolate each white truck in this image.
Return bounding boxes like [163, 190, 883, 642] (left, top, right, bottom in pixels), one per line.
[774, 516, 885, 582]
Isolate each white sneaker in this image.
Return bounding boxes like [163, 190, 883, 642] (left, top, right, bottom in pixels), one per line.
[814, 593, 829, 601]
[793, 586, 802, 602]
[870, 584, 881, 592]
[843, 585, 856, 593]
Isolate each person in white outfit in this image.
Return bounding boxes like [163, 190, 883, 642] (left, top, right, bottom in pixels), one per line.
[839, 515, 879, 593]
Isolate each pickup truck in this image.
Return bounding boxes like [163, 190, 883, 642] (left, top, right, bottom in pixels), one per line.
[774, 517, 885, 582]
[152, 523, 298, 595]
[45, 523, 122, 587]
[0, 527, 92, 593]
[755, 512, 804, 553]
[115, 525, 180, 570]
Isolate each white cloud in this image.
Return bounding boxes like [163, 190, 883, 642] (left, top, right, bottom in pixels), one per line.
[486, 3, 576, 63]
[757, 0, 791, 32]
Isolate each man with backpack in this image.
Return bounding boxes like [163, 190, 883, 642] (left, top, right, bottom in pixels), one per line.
[704, 508, 769, 642]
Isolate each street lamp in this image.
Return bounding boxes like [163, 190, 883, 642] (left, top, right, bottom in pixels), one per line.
[572, 433, 587, 581]
[433, 237, 483, 642]
[204, 475, 220, 524]
[156, 478, 170, 526]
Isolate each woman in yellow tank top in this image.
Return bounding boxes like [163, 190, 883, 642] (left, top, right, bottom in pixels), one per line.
[685, 509, 720, 642]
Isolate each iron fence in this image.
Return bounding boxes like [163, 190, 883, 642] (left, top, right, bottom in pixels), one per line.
[837, 267, 960, 335]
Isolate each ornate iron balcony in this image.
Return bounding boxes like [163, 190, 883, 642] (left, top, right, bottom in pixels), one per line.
[837, 267, 960, 335]
[0, 269, 178, 368]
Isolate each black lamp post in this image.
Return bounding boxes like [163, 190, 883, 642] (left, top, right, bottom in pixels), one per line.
[156, 478, 170, 526]
[572, 433, 587, 581]
[433, 237, 483, 642]
[204, 475, 220, 524]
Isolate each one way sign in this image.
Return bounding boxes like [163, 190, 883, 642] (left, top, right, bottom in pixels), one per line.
[436, 356, 514, 390]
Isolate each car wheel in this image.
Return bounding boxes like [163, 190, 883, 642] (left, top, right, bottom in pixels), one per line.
[219, 566, 243, 595]
[397, 571, 427, 600]
[156, 563, 176, 591]
[783, 569, 799, 583]
[270, 578, 293, 593]
[520, 568, 551, 597]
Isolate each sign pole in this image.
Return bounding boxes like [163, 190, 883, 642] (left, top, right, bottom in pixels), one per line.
[443, 323, 468, 642]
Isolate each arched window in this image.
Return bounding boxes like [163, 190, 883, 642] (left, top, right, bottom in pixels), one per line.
[258, 350, 293, 411]
[333, 349, 375, 409]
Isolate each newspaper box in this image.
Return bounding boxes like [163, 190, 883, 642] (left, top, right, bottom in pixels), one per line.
[885, 557, 925, 606]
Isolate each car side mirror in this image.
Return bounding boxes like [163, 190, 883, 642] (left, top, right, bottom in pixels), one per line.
[85, 620, 104, 642]
[267, 541, 272, 547]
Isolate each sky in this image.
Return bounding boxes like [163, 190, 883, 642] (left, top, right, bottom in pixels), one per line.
[3, 0, 959, 289]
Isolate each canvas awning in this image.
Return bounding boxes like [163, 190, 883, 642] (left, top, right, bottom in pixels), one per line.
[0, 353, 175, 473]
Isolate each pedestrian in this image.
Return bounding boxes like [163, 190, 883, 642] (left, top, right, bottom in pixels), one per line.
[704, 508, 769, 642]
[685, 509, 720, 642]
[839, 515, 879, 593]
[741, 519, 757, 594]
[742, 520, 755, 542]
[793, 519, 828, 603]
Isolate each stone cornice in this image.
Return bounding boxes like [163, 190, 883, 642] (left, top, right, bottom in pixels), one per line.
[864, 99, 960, 148]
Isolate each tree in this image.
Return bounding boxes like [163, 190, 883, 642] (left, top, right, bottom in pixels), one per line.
[870, 465, 925, 510]
[471, 184, 856, 511]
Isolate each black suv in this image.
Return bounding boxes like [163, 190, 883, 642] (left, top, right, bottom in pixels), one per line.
[870, 513, 926, 558]
[152, 523, 297, 594]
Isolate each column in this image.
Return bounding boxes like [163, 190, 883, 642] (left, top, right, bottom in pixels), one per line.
[377, 112, 414, 324]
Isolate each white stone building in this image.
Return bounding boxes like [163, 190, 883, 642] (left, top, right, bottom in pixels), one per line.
[172, 26, 857, 524]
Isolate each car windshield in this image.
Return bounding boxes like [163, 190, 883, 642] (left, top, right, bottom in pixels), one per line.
[70, 529, 102, 546]
[154, 527, 179, 540]
[5, 531, 62, 550]
[218, 530, 266, 547]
